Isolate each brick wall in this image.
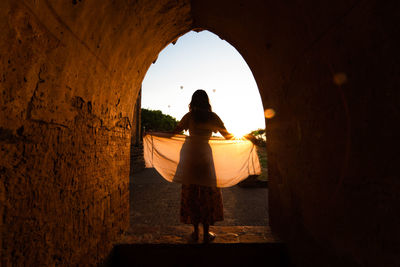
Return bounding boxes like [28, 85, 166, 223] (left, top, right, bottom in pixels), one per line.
[1, 114, 130, 266]
[1, 0, 398, 266]
[0, 0, 192, 265]
[131, 144, 145, 174]
[130, 89, 145, 174]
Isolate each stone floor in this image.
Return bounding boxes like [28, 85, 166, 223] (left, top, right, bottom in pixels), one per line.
[108, 169, 287, 266]
[127, 168, 270, 244]
[123, 225, 279, 244]
[129, 168, 269, 228]
[113, 227, 289, 267]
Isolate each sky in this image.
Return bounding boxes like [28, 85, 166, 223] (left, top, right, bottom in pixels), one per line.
[141, 30, 265, 137]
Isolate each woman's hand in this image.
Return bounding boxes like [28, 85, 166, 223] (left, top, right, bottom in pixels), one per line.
[219, 128, 234, 140]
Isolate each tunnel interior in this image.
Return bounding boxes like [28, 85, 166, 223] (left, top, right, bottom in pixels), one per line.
[1, 0, 399, 266]
[131, 29, 269, 228]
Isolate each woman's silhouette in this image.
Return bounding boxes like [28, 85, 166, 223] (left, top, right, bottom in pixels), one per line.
[174, 89, 232, 243]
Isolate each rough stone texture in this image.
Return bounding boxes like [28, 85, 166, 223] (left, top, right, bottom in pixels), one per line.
[1, 0, 399, 266]
[123, 225, 280, 244]
[0, 0, 192, 266]
[130, 90, 145, 174]
[130, 144, 145, 174]
[1, 119, 130, 266]
[112, 227, 289, 267]
[130, 168, 268, 227]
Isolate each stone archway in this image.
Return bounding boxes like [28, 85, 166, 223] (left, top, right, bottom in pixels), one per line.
[131, 30, 270, 232]
[1, 0, 398, 266]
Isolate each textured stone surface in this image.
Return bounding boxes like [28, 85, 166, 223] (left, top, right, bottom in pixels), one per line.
[1, 118, 131, 266]
[130, 168, 268, 227]
[0, 0, 192, 266]
[112, 228, 289, 267]
[1, 0, 399, 266]
[123, 225, 280, 244]
[112, 226, 289, 267]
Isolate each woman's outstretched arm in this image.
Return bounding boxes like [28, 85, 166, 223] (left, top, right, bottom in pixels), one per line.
[219, 127, 234, 140]
[174, 124, 184, 134]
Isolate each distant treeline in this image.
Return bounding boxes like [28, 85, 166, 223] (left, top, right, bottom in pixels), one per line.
[141, 108, 178, 132]
[249, 128, 266, 146]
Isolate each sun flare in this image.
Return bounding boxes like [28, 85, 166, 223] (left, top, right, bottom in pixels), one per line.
[230, 130, 248, 141]
[232, 134, 246, 140]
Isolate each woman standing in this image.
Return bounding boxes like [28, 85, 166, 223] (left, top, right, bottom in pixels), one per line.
[174, 89, 232, 243]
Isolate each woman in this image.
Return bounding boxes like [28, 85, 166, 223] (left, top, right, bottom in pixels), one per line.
[174, 89, 232, 243]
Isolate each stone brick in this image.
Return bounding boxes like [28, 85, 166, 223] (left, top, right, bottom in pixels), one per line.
[1, 0, 399, 266]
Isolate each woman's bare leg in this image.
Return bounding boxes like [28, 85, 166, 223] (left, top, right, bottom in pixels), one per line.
[203, 223, 215, 243]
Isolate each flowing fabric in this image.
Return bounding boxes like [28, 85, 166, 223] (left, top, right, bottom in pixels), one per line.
[143, 132, 261, 188]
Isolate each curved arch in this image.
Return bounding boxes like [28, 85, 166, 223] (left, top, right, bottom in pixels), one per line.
[140, 29, 266, 137]
[1, 0, 397, 266]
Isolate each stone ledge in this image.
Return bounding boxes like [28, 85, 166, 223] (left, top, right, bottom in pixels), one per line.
[108, 226, 290, 267]
[121, 225, 282, 244]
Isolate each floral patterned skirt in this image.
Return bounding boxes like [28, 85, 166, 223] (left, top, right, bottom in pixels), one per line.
[180, 184, 224, 225]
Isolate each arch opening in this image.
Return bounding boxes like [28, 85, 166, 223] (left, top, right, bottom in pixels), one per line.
[2, 0, 392, 265]
[129, 30, 270, 237]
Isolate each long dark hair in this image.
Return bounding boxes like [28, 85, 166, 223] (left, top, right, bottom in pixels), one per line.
[189, 89, 212, 122]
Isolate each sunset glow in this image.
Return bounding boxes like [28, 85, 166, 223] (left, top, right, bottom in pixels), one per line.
[142, 31, 265, 136]
[231, 134, 247, 141]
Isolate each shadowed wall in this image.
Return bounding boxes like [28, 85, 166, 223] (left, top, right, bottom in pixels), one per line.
[191, 1, 400, 266]
[0, 0, 398, 266]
